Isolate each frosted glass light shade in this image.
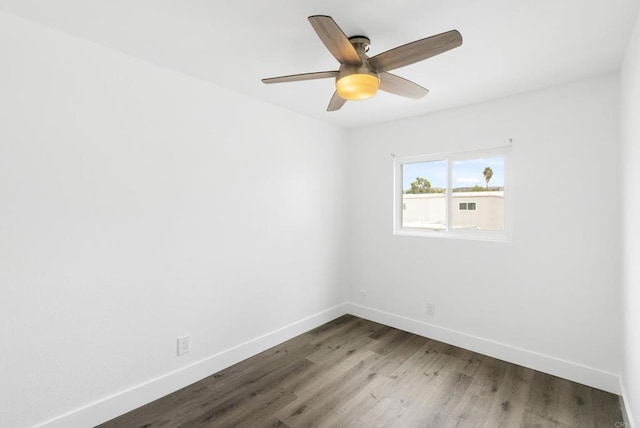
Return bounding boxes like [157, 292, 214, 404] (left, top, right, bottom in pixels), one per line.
[336, 73, 379, 100]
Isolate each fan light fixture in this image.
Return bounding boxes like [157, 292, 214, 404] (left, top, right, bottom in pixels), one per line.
[336, 73, 379, 100]
[262, 15, 462, 111]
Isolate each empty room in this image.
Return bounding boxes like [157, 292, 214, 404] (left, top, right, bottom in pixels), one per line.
[1, 1, 640, 427]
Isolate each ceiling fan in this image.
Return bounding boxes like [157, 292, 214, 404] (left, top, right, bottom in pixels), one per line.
[262, 15, 463, 112]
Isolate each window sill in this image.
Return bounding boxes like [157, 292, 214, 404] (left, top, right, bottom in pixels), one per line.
[394, 228, 512, 243]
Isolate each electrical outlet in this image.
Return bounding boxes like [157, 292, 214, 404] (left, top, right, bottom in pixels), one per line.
[177, 336, 190, 356]
[426, 303, 435, 316]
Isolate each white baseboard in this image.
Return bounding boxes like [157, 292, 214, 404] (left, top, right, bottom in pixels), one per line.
[36, 303, 349, 428]
[619, 379, 636, 428]
[37, 302, 624, 427]
[346, 303, 622, 395]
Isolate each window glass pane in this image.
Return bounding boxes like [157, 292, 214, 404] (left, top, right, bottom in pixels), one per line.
[402, 160, 447, 230]
[451, 156, 504, 231]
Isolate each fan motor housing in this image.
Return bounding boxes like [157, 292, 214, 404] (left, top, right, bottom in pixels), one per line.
[338, 35, 378, 80]
[337, 63, 378, 81]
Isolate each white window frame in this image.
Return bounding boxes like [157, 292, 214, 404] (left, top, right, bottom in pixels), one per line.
[393, 146, 511, 242]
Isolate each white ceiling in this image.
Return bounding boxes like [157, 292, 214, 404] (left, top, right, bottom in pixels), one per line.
[1, 0, 639, 128]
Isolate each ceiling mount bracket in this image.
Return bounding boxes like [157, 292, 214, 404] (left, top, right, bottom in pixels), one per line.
[349, 36, 371, 52]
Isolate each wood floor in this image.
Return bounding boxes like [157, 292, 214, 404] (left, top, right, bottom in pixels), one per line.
[99, 315, 623, 428]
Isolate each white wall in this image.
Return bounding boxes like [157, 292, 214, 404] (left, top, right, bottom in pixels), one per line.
[621, 6, 640, 426]
[0, 12, 348, 428]
[347, 74, 622, 393]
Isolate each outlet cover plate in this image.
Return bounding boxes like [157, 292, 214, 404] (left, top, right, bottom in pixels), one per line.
[177, 336, 190, 356]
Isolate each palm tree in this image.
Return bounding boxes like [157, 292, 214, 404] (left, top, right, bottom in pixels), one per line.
[483, 167, 493, 189]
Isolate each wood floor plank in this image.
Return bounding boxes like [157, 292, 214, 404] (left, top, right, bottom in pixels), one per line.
[200, 332, 316, 393]
[592, 387, 625, 427]
[179, 358, 311, 427]
[368, 334, 430, 377]
[305, 324, 379, 364]
[307, 316, 379, 349]
[480, 364, 535, 428]
[99, 316, 623, 428]
[97, 381, 211, 428]
[405, 371, 474, 427]
[305, 314, 356, 337]
[314, 374, 393, 428]
[294, 347, 379, 398]
[276, 351, 382, 427]
[442, 356, 511, 427]
[554, 379, 583, 427]
[355, 342, 473, 427]
[571, 382, 596, 427]
[522, 371, 564, 427]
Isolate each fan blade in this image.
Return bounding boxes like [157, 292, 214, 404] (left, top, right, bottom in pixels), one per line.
[369, 30, 462, 73]
[308, 15, 362, 65]
[262, 71, 338, 84]
[327, 91, 347, 111]
[379, 72, 429, 99]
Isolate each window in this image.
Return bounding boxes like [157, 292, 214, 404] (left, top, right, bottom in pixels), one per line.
[394, 147, 510, 241]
